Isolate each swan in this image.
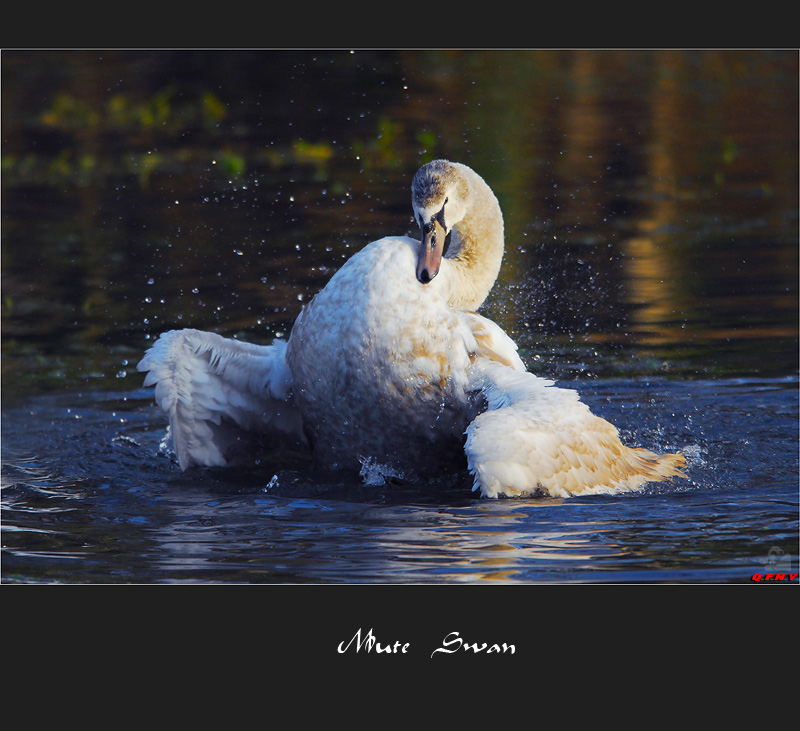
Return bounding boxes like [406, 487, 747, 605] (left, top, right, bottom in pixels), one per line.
[137, 160, 686, 498]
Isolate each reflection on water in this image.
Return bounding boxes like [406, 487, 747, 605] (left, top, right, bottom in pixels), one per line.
[2, 376, 796, 583]
[2, 50, 798, 583]
[2, 50, 797, 393]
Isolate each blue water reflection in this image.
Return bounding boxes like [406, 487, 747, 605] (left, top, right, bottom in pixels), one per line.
[2, 376, 796, 583]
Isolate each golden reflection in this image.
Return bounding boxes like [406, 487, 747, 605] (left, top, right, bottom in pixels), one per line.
[623, 51, 690, 343]
[397, 50, 795, 359]
[377, 508, 624, 581]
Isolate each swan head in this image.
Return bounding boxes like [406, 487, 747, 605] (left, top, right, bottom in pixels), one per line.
[411, 160, 469, 284]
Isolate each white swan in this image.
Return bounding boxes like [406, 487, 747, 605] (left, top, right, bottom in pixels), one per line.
[137, 160, 686, 498]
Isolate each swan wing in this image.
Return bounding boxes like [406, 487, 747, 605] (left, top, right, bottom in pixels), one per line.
[465, 360, 686, 498]
[458, 310, 526, 372]
[136, 329, 305, 469]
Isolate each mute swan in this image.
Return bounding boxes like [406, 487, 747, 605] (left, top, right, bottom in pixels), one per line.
[137, 160, 686, 498]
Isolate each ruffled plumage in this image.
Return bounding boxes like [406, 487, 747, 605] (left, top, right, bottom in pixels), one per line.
[138, 160, 686, 497]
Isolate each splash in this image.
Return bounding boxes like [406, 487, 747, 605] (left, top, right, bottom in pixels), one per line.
[358, 456, 406, 486]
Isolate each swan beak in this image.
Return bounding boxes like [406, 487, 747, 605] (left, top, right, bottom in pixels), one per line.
[417, 219, 446, 284]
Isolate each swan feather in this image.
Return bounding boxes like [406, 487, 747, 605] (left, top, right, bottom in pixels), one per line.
[137, 329, 304, 469]
[465, 360, 686, 497]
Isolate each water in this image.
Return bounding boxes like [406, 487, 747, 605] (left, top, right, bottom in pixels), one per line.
[2, 377, 797, 583]
[2, 50, 798, 584]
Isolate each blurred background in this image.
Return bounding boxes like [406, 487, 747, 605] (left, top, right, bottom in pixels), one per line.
[2, 49, 797, 400]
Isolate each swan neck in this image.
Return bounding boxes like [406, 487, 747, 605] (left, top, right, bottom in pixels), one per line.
[445, 166, 504, 311]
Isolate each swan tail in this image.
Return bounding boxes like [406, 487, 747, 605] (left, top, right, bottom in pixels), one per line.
[464, 361, 687, 498]
[136, 329, 306, 469]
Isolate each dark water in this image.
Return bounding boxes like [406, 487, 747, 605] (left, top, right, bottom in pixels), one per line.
[2, 50, 798, 584]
